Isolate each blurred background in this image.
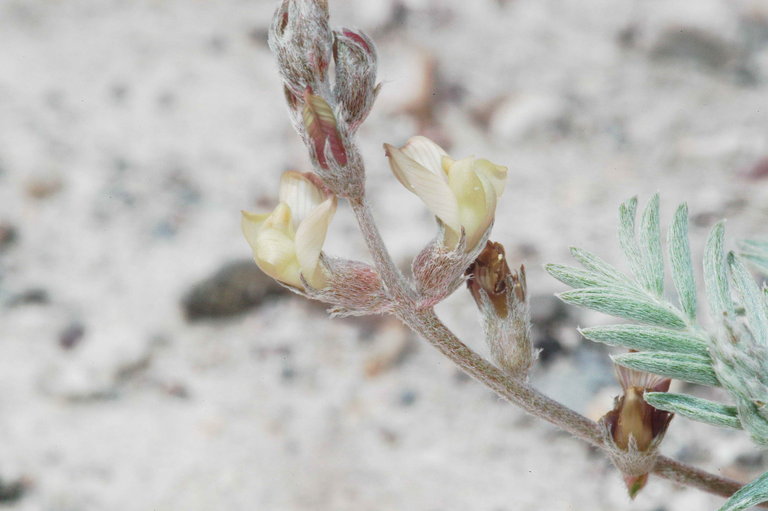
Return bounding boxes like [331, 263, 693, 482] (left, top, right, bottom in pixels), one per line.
[1, 0, 768, 509]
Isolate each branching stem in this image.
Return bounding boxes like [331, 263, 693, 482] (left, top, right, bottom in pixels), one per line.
[351, 190, 761, 505]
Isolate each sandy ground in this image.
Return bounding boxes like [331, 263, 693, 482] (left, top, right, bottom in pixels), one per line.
[1, 0, 768, 509]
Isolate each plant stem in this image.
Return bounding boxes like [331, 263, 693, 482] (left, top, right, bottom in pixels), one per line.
[655, 457, 749, 499]
[349, 195, 416, 305]
[409, 308, 754, 503]
[351, 193, 759, 505]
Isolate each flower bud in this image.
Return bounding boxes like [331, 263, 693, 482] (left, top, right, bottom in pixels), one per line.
[466, 241, 534, 378]
[333, 28, 380, 132]
[268, 0, 333, 96]
[241, 171, 336, 290]
[600, 363, 673, 499]
[301, 88, 348, 169]
[385, 136, 507, 252]
[304, 257, 392, 317]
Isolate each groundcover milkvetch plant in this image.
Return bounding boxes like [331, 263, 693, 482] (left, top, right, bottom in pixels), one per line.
[242, 1, 768, 509]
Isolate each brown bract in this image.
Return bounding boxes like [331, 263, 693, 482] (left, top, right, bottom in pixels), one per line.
[601, 363, 674, 498]
[466, 241, 521, 318]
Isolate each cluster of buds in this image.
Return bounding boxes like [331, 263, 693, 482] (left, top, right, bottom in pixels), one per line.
[466, 241, 534, 378]
[249, 1, 513, 317]
[268, 0, 379, 199]
[600, 363, 673, 498]
[385, 136, 508, 306]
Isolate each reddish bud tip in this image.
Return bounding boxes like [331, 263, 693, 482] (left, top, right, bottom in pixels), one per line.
[342, 29, 371, 53]
[301, 88, 347, 168]
[624, 473, 649, 499]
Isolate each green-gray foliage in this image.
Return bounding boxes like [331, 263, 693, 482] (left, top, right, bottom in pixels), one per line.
[717, 470, 768, 511]
[545, 195, 768, 510]
[612, 351, 718, 386]
[579, 325, 708, 355]
[644, 392, 741, 429]
[740, 239, 768, 276]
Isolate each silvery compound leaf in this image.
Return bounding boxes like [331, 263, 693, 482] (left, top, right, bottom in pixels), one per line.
[612, 351, 719, 387]
[544, 263, 625, 289]
[558, 287, 687, 328]
[668, 203, 697, 322]
[704, 221, 733, 318]
[619, 197, 647, 290]
[639, 193, 664, 298]
[569, 247, 632, 285]
[718, 470, 768, 511]
[644, 392, 741, 429]
[740, 239, 768, 276]
[733, 397, 768, 446]
[728, 252, 768, 347]
[579, 324, 708, 355]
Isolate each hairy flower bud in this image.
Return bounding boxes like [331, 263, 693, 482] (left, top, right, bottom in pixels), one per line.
[268, 0, 333, 96]
[333, 28, 380, 132]
[466, 241, 534, 378]
[241, 171, 336, 290]
[600, 363, 673, 499]
[303, 257, 392, 317]
[385, 136, 507, 252]
[302, 88, 348, 169]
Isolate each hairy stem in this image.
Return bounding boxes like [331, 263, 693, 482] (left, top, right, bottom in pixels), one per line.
[349, 195, 416, 305]
[351, 193, 758, 505]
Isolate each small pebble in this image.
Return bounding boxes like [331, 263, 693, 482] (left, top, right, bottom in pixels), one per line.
[182, 260, 287, 321]
[399, 389, 417, 406]
[0, 223, 18, 251]
[59, 322, 86, 350]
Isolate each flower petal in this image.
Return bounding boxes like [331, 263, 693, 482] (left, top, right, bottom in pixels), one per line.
[447, 157, 496, 250]
[384, 143, 461, 233]
[241, 210, 271, 251]
[278, 171, 326, 226]
[260, 202, 295, 235]
[252, 223, 303, 289]
[254, 227, 296, 270]
[400, 136, 448, 175]
[242, 203, 303, 288]
[473, 158, 507, 198]
[295, 196, 337, 288]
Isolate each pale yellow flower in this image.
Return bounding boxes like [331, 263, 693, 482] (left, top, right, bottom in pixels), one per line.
[241, 171, 336, 289]
[384, 136, 507, 251]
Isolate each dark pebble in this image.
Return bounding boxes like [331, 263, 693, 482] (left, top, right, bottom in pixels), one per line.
[182, 259, 287, 321]
[0, 478, 27, 504]
[399, 389, 417, 406]
[649, 27, 736, 72]
[0, 223, 18, 252]
[280, 366, 296, 382]
[59, 322, 86, 350]
[6, 288, 49, 307]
